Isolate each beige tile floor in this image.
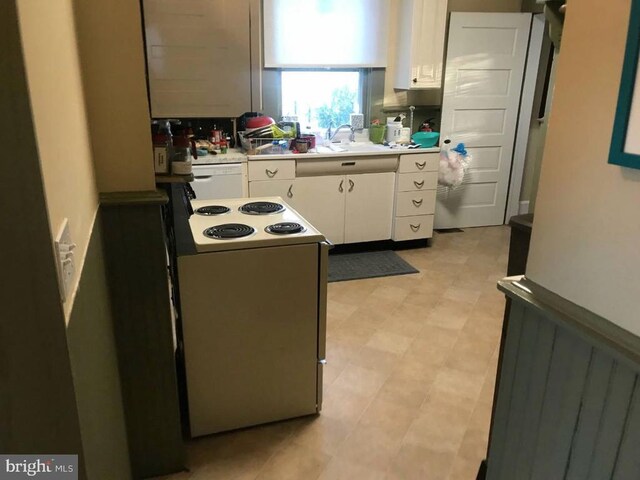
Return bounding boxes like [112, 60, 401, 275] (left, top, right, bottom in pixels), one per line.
[157, 226, 510, 480]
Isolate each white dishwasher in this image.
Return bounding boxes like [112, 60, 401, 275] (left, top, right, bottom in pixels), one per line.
[191, 163, 247, 200]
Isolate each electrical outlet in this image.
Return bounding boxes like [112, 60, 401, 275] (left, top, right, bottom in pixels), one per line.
[54, 218, 76, 302]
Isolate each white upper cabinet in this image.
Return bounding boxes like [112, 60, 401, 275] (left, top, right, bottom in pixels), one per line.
[143, 0, 261, 118]
[394, 0, 449, 90]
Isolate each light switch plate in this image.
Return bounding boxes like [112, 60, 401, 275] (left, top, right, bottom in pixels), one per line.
[54, 218, 75, 302]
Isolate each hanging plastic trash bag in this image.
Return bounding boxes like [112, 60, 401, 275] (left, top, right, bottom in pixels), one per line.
[438, 143, 471, 188]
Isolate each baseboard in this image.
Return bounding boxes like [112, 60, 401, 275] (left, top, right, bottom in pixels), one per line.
[518, 200, 530, 215]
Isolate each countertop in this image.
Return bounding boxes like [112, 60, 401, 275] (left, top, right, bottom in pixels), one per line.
[192, 148, 247, 165]
[247, 145, 440, 161]
[191, 145, 440, 163]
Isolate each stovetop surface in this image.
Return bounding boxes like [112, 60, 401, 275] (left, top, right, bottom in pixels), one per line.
[188, 197, 325, 252]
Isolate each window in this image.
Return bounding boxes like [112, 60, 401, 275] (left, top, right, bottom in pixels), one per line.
[281, 70, 362, 130]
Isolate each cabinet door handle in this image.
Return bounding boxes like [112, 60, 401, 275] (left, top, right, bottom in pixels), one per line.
[414, 180, 425, 188]
[339, 180, 344, 192]
[412, 198, 423, 207]
[348, 179, 355, 192]
[265, 168, 278, 178]
[412, 77, 418, 83]
[287, 184, 293, 198]
[194, 175, 212, 180]
[410, 223, 421, 232]
[415, 161, 426, 170]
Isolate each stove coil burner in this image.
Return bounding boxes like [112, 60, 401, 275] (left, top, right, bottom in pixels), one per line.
[195, 205, 231, 216]
[239, 201, 285, 215]
[204, 223, 255, 240]
[265, 222, 306, 235]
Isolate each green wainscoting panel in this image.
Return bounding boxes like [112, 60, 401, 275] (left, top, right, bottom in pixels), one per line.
[101, 203, 185, 479]
[66, 215, 132, 480]
[487, 278, 640, 480]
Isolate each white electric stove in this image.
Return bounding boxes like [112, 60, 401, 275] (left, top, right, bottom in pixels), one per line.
[178, 196, 328, 437]
[188, 196, 325, 252]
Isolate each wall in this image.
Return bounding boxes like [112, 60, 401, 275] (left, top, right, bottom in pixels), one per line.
[1, 1, 86, 474]
[73, 0, 156, 193]
[526, 0, 640, 336]
[17, 0, 99, 320]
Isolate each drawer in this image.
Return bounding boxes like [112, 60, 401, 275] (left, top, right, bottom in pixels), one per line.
[397, 171, 438, 192]
[393, 215, 434, 241]
[395, 190, 436, 217]
[399, 153, 439, 173]
[296, 156, 398, 177]
[248, 160, 295, 181]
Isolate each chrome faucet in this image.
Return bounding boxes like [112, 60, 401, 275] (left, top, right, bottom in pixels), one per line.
[330, 124, 355, 143]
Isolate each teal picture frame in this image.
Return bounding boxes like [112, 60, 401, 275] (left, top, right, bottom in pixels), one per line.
[609, 0, 640, 169]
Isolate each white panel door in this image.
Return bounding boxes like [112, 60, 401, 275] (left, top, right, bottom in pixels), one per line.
[293, 176, 346, 245]
[344, 173, 395, 243]
[436, 13, 531, 228]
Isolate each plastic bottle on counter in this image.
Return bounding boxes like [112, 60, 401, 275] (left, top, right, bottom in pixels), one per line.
[152, 120, 173, 174]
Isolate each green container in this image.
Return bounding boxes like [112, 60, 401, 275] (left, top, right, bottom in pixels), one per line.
[369, 124, 386, 144]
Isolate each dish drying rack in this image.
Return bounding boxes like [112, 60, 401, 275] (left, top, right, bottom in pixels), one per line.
[238, 132, 294, 155]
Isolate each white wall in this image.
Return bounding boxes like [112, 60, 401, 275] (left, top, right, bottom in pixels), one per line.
[74, 0, 156, 193]
[17, 0, 99, 320]
[526, 0, 640, 336]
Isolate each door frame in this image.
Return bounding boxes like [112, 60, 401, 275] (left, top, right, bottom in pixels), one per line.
[505, 14, 547, 221]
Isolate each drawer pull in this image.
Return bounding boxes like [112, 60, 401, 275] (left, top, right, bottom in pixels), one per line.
[348, 179, 355, 192]
[415, 161, 426, 170]
[341, 161, 356, 166]
[412, 198, 424, 207]
[410, 223, 421, 232]
[287, 184, 293, 198]
[414, 180, 425, 188]
[265, 168, 279, 178]
[339, 180, 344, 192]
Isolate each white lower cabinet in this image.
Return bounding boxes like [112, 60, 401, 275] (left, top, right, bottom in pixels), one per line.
[248, 155, 437, 244]
[293, 173, 394, 245]
[249, 179, 295, 199]
[344, 173, 395, 244]
[248, 171, 396, 245]
[392, 154, 439, 241]
[292, 176, 346, 245]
